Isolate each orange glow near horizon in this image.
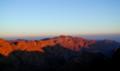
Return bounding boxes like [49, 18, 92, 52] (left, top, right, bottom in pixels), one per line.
[0, 32, 120, 38]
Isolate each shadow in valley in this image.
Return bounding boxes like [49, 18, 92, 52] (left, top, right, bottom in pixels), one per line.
[0, 44, 120, 71]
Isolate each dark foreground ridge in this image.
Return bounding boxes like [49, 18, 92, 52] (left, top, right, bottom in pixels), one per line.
[0, 35, 120, 71]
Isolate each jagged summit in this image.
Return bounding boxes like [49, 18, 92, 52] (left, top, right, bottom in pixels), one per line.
[0, 35, 119, 56]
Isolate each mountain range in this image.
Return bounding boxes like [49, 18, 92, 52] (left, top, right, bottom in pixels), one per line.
[0, 35, 120, 71]
[0, 35, 120, 56]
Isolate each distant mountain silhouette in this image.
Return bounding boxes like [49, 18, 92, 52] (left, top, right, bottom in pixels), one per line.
[0, 35, 120, 71]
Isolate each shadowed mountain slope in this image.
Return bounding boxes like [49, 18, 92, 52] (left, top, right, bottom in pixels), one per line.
[0, 36, 120, 71]
[0, 35, 120, 56]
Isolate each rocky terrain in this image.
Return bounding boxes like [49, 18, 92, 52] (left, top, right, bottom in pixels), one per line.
[0, 35, 120, 71]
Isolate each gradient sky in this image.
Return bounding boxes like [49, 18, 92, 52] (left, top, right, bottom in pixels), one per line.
[0, 0, 120, 37]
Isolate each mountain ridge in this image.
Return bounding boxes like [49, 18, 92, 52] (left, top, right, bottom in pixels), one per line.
[0, 35, 120, 56]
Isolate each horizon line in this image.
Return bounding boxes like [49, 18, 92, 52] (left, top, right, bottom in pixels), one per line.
[0, 33, 120, 38]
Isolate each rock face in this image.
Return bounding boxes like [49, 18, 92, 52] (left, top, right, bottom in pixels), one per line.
[0, 35, 119, 56]
[0, 35, 120, 71]
[0, 39, 14, 56]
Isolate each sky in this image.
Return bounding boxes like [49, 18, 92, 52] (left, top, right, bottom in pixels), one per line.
[0, 0, 120, 38]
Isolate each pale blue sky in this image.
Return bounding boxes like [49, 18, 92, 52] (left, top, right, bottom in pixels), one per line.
[0, 0, 120, 37]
